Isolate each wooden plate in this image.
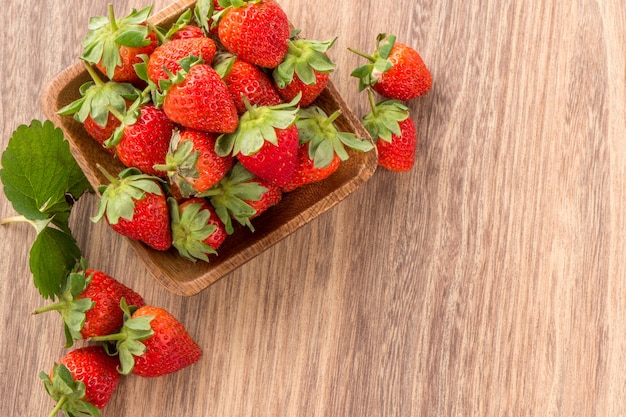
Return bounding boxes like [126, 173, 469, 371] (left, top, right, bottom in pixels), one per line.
[40, 0, 378, 296]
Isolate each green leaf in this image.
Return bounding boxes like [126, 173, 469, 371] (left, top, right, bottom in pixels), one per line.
[30, 228, 81, 299]
[1, 120, 91, 227]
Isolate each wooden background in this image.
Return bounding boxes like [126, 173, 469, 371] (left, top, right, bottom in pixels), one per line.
[1, 0, 625, 416]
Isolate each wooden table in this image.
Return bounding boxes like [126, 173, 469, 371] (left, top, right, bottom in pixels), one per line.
[2, 0, 625, 415]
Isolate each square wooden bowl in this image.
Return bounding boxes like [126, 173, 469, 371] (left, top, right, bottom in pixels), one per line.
[41, 0, 377, 296]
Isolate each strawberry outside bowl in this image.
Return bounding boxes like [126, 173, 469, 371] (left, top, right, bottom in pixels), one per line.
[40, 0, 378, 296]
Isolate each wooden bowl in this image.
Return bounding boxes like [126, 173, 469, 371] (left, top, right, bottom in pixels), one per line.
[40, 0, 378, 296]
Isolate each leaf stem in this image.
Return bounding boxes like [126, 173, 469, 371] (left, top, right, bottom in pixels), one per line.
[0, 214, 29, 225]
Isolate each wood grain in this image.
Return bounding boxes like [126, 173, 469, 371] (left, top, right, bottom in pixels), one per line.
[1, 0, 625, 416]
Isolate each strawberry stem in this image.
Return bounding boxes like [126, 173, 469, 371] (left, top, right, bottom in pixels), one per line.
[95, 164, 119, 186]
[89, 332, 127, 342]
[83, 61, 105, 87]
[32, 302, 66, 314]
[108, 4, 119, 32]
[324, 109, 342, 126]
[367, 88, 378, 115]
[347, 47, 375, 62]
[47, 396, 68, 417]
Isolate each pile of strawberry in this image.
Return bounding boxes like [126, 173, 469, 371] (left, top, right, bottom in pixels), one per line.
[35, 260, 202, 416]
[60, 0, 378, 261]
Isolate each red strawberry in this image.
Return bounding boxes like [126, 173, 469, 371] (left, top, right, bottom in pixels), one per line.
[349, 33, 432, 100]
[282, 141, 341, 192]
[41, 346, 120, 414]
[214, 53, 283, 115]
[272, 37, 337, 107]
[215, 98, 300, 187]
[147, 37, 217, 85]
[93, 303, 202, 377]
[161, 58, 239, 133]
[106, 97, 174, 177]
[57, 62, 139, 155]
[216, 0, 290, 68]
[132, 306, 202, 377]
[201, 163, 282, 233]
[81, 5, 158, 86]
[33, 263, 144, 346]
[154, 129, 234, 198]
[171, 24, 206, 40]
[92, 167, 172, 251]
[82, 111, 122, 155]
[362, 94, 417, 172]
[169, 197, 228, 262]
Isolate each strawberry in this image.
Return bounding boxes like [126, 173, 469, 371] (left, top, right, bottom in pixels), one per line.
[171, 24, 206, 40]
[215, 0, 290, 68]
[160, 57, 239, 133]
[41, 345, 120, 415]
[272, 37, 337, 107]
[105, 94, 174, 177]
[33, 261, 144, 346]
[93, 302, 202, 377]
[169, 197, 228, 262]
[146, 37, 217, 85]
[154, 129, 234, 198]
[362, 91, 417, 172]
[81, 5, 158, 85]
[57, 62, 139, 155]
[282, 141, 341, 192]
[92, 167, 172, 251]
[286, 105, 373, 190]
[201, 163, 282, 233]
[349, 33, 432, 101]
[214, 53, 283, 115]
[215, 97, 300, 187]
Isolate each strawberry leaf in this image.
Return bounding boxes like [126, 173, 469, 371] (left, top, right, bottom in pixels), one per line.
[1, 120, 91, 227]
[30, 228, 82, 300]
[1, 120, 90, 299]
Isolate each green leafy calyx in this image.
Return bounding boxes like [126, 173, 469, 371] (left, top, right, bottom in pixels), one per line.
[169, 198, 218, 262]
[57, 62, 139, 127]
[296, 106, 374, 168]
[81, 5, 154, 79]
[90, 299, 154, 375]
[153, 130, 201, 198]
[91, 166, 164, 225]
[273, 37, 337, 88]
[348, 33, 397, 92]
[362, 91, 410, 143]
[40, 363, 101, 417]
[215, 94, 301, 157]
[199, 163, 267, 234]
[32, 260, 95, 348]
